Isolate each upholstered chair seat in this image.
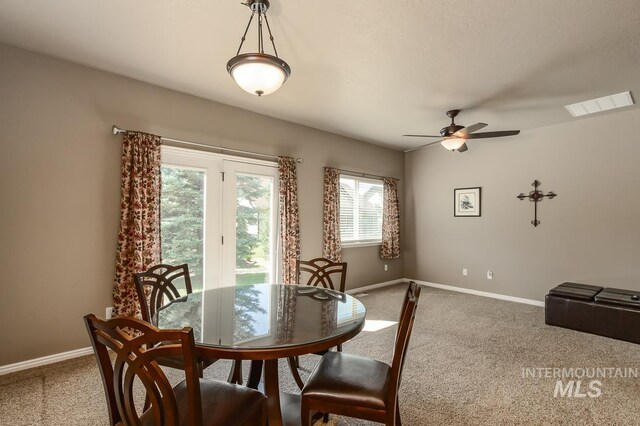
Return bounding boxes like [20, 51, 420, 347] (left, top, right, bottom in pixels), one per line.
[302, 352, 391, 411]
[139, 379, 266, 426]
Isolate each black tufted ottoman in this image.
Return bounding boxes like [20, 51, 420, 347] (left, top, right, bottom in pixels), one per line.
[592, 288, 640, 343]
[545, 282, 603, 333]
[546, 283, 640, 344]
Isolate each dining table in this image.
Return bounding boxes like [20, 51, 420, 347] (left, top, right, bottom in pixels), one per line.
[156, 283, 367, 426]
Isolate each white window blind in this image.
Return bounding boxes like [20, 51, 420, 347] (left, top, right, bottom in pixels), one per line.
[339, 176, 383, 244]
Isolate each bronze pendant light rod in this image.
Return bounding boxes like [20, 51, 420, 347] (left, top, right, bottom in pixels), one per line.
[263, 14, 278, 57]
[235, 11, 256, 56]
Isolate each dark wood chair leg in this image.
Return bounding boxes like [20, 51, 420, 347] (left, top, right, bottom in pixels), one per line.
[287, 356, 305, 390]
[300, 397, 311, 426]
[264, 359, 283, 426]
[227, 360, 243, 384]
[323, 412, 330, 423]
[247, 360, 263, 389]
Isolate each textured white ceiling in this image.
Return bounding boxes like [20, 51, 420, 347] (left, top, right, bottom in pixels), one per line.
[0, 0, 639, 150]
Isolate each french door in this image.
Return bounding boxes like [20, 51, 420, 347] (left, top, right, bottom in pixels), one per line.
[160, 146, 278, 290]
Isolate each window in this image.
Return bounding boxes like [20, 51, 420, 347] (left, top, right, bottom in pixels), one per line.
[160, 146, 278, 290]
[339, 176, 383, 245]
[161, 166, 206, 292]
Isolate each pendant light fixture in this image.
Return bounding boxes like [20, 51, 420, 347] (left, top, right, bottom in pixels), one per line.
[227, 0, 291, 97]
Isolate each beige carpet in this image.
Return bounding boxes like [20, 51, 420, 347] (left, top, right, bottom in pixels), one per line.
[2, 285, 640, 425]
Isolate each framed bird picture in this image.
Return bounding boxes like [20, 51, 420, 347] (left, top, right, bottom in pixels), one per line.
[454, 187, 481, 217]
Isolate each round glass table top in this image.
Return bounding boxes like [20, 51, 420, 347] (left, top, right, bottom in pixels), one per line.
[156, 284, 366, 350]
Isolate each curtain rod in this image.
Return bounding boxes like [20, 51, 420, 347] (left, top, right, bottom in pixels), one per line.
[332, 167, 393, 181]
[112, 125, 302, 163]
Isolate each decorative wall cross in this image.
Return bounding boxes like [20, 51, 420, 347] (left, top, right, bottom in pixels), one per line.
[517, 180, 557, 227]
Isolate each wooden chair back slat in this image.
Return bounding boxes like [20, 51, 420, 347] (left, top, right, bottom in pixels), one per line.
[297, 257, 347, 292]
[84, 314, 203, 426]
[134, 264, 193, 324]
[388, 281, 421, 407]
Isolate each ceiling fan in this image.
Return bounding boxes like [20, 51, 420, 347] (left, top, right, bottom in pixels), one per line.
[404, 110, 520, 153]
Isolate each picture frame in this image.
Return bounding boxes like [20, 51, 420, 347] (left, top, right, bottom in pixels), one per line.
[454, 187, 481, 217]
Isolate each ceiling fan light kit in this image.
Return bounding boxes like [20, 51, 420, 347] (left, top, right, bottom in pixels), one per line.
[441, 138, 466, 151]
[227, 0, 291, 97]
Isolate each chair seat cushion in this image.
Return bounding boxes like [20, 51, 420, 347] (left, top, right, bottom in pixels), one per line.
[549, 282, 603, 300]
[302, 352, 390, 411]
[142, 379, 266, 426]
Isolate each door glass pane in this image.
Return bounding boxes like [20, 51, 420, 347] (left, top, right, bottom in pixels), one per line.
[160, 166, 205, 292]
[234, 285, 271, 342]
[235, 174, 274, 286]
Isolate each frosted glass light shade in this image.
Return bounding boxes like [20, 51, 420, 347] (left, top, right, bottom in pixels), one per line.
[441, 138, 466, 151]
[227, 53, 291, 97]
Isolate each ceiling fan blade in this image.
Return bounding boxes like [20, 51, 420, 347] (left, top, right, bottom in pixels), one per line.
[452, 123, 487, 138]
[465, 130, 520, 139]
[404, 139, 443, 153]
[402, 134, 443, 138]
[456, 143, 468, 153]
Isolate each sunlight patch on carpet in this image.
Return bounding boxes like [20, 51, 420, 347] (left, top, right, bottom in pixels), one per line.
[362, 319, 397, 332]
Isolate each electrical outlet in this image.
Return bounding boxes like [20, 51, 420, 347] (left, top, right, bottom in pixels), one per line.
[463, 268, 468, 276]
[106, 307, 114, 319]
[384, 264, 388, 271]
[487, 270, 493, 280]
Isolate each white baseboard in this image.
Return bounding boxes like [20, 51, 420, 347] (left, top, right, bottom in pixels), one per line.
[0, 346, 93, 376]
[411, 279, 545, 307]
[347, 278, 407, 294]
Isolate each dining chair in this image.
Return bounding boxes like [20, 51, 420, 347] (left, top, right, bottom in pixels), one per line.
[84, 314, 267, 426]
[134, 263, 242, 383]
[300, 281, 422, 426]
[287, 257, 348, 390]
[297, 257, 347, 293]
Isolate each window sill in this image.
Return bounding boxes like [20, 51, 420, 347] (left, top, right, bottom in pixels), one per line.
[341, 241, 382, 249]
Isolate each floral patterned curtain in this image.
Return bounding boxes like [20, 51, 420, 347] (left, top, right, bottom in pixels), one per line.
[320, 300, 338, 338]
[113, 131, 162, 318]
[276, 285, 297, 344]
[381, 177, 401, 259]
[322, 167, 342, 262]
[278, 157, 300, 284]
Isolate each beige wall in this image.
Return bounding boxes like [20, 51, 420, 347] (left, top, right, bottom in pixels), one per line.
[405, 107, 640, 301]
[0, 44, 404, 365]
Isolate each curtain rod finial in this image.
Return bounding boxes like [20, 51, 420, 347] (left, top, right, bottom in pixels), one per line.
[112, 125, 124, 135]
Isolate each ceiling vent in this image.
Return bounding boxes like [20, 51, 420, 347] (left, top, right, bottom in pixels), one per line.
[565, 91, 634, 117]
